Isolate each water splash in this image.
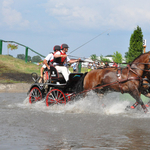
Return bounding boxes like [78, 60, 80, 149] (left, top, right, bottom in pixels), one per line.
[12, 91, 150, 117]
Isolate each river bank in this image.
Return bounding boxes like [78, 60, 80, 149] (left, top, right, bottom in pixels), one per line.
[0, 83, 31, 93]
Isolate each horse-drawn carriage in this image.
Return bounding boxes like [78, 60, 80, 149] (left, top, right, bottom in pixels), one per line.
[28, 52, 150, 113]
[27, 65, 84, 106]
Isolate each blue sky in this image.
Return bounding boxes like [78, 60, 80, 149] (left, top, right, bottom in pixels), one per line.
[0, 0, 150, 59]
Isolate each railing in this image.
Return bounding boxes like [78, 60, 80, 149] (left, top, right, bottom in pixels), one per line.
[0, 39, 83, 72]
[0, 39, 45, 63]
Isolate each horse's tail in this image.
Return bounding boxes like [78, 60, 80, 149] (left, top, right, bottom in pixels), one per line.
[74, 72, 88, 93]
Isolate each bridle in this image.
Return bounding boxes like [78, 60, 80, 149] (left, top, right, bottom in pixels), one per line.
[116, 61, 150, 93]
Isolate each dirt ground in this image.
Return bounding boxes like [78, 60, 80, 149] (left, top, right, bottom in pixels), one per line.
[0, 72, 34, 83]
[0, 72, 34, 92]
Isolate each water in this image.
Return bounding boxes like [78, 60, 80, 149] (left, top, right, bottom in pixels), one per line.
[0, 91, 150, 150]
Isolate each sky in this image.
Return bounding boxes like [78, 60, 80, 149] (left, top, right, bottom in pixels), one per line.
[0, 0, 150, 60]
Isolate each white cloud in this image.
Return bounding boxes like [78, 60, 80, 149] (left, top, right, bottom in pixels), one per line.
[45, 0, 150, 31]
[2, 0, 29, 29]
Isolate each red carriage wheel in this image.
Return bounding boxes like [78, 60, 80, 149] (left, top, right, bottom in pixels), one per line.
[46, 89, 67, 106]
[29, 87, 42, 104]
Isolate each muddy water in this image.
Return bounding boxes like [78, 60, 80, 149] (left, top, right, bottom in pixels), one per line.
[0, 91, 150, 150]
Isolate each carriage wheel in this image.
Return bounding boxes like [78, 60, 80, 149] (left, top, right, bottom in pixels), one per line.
[46, 89, 67, 106]
[29, 87, 42, 104]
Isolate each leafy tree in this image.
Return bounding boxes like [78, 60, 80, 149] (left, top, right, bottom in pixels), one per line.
[90, 54, 97, 61]
[126, 26, 143, 63]
[32, 55, 42, 62]
[28, 56, 32, 62]
[100, 54, 111, 62]
[17, 54, 25, 60]
[7, 44, 18, 50]
[7, 44, 18, 56]
[100, 54, 103, 61]
[102, 58, 111, 63]
[16, 54, 32, 62]
[124, 52, 128, 60]
[112, 51, 122, 63]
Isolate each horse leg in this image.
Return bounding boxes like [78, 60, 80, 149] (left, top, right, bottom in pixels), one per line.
[125, 102, 139, 111]
[146, 101, 150, 107]
[143, 92, 150, 107]
[141, 90, 150, 107]
[125, 90, 139, 110]
[124, 82, 148, 113]
[130, 92, 148, 113]
[130, 101, 139, 109]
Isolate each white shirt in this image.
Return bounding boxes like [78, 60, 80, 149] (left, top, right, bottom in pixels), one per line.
[42, 53, 54, 68]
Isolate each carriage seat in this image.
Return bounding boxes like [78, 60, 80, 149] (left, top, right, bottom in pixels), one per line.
[49, 65, 66, 83]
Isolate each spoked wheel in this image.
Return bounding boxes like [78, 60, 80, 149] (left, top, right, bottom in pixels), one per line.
[46, 89, 67, 106]
[29, 87, 42, 104]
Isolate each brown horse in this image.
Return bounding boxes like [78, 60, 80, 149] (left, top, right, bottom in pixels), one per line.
[75, 52, 150, 113]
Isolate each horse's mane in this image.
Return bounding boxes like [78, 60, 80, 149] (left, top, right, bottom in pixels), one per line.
[131, 51, 150, 65]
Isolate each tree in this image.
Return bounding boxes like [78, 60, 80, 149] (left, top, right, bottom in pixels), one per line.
[112, 51, 122, 63]
[28, 56, 32, 62]
[17, 54, 25, 60]
[126, 26, 143, 63]
[7, 44, 18, 55]
[100, 54, 111, 62]
[90, 54, 97, 61]
[32, 55, 42, 62]
[16, 54, 31, 62]
[124, 52, 128, 60]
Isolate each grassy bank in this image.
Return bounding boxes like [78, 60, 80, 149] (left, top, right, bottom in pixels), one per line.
[0, 55, 88, 83]
[0, 55, 41, 83]
[0, 55, 41, 74]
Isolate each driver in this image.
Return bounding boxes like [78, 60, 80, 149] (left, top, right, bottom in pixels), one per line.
[39, 45, 60, 83]
[54, 43, 80, 82]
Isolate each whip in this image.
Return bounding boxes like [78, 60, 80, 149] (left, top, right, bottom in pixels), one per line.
[68, 29, 111, 55]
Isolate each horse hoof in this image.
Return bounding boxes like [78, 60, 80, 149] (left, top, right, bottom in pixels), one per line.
[145, 104, 149, 108]
[130, 106, 135, 109]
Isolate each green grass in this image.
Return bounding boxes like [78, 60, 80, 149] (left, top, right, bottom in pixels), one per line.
[0, 55, 88, 75]
[0, 55, 88, 83]
[0, 55, 41, 75]
[0, 79, 22, 84]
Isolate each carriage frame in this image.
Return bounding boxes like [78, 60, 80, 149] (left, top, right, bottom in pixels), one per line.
[27, 65, 84, 106]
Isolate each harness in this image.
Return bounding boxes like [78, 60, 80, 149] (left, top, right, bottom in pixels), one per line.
[54, 51, 66, 66]
[116, 64, 143, 94]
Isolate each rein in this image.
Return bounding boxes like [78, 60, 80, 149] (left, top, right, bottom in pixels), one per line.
[73, 64, 143, 97]
[130, 61, 150, 72]
[73, 60, 150, 97]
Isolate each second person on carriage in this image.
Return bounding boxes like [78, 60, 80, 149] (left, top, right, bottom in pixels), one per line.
[53, 43, 80, 82]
